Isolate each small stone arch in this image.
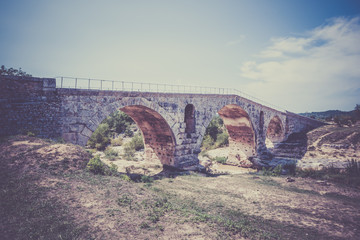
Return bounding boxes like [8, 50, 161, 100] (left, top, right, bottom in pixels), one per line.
[265, 115, 285, 150]
[184, 104, 196, 138]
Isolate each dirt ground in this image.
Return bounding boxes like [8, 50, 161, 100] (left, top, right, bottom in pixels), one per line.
[1, 135, 360, 239]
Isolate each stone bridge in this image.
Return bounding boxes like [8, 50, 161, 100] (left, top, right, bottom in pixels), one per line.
[0, 76, 324, 168]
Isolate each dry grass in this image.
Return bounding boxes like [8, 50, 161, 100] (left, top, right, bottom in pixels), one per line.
[1, 135, 360, 239]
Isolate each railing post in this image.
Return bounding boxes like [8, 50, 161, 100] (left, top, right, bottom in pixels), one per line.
[141, 83, 143, 91]
[61, 77, 63, 88]
[131, 82, 133, 91]
[88, 78, 90, 89]
[75, 78, 77, 89]
[122, 81, 124, 91]
[100, 80, 102, 90]
[157, 84, 159, 92]
[112, 81, 114, 90]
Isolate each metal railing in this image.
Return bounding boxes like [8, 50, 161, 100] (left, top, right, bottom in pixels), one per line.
[55, 76, 286, 112]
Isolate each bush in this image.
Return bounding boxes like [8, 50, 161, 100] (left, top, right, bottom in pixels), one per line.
[120, 174, 132, 182]
[215, 132, 229, 148]
[130, 133, 144, 151]
[111, 137, 123, 146]
[201, 135, 215, 150]
[87, 110, 138, 150]
[87, 155, 105, 174]
[141, 175, 153, 183]
[105, 111, 134, 134]
[124, 128, 134, 137]
[108, 163, 118, 175]
[263, 165, 282, 176]
[123, 145, 136, 161]
[334, 115, 355, 126]
[214, 156, 227, 164]
[201, 115, 229, 150]
[1, 65, 32, 77]
[104, 148, 119, 161]
[87, 123, 110, 150]
[26, 131, 35, 137]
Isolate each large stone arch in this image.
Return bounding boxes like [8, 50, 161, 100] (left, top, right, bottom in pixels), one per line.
[120, 105, 176, 166]
[198, 103, 257, 166]
[218, 104, 256, 158]
[79, 97, 177, 166]
[265, 115, 285, 150]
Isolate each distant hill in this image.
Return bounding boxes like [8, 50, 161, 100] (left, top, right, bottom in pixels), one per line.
[299, 110, 356, 121]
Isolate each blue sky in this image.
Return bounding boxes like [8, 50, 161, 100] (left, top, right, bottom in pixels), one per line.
[1, 0, 359, 112]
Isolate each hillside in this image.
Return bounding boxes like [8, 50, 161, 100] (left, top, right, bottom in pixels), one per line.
[1, 135, 360, 239]
[299, 109, 359, 122]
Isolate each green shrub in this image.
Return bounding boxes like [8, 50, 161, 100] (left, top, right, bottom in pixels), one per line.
[123, 145, 136, 161]
[122, 133, 144, 161]
[201, 115, 229, 150]
[214, 156, 227, 164]
[86, 155, 105, 174]
[201, 135, 215, 150]
[130, 133, 144, 151]
[109, 163, 118, 175]
[105, 111, 134, 134]
[263, 165, 282, 176]
[141, 175, 153, 183]
[111, 137, 123, 146]
[104, 148, 119, 161]
[124, 128, 134, 137]
[117, 195, 133, 209]
[87, 123, 110, 150]
[120, 174, 132, 182]
[26, 131, 35, 137]
[215, 132, 229, 148]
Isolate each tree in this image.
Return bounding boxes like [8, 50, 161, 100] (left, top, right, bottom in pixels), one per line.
[0, 65, 32, 77]
[355, 104, 360, 121]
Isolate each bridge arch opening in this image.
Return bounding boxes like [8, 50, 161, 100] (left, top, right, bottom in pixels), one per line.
[120, 105, 176, 166]
[184, 104, 196, 138]
[265, 116, 284, 150]
[216, 104, 256, 164]
[87, 105, 176, 167]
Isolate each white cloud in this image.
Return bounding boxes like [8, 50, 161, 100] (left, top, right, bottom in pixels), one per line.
[240, 17, 360, 112]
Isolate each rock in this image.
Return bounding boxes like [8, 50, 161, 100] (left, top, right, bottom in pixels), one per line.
[286, 177, 295, 182]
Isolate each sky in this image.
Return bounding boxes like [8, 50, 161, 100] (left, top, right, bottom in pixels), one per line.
[1, 0, 360, 113]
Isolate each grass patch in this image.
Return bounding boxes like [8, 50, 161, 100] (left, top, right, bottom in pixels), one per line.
[104, 148, 119, 161]
[296, 160, 360, 186]
[0, 173, 89, 239]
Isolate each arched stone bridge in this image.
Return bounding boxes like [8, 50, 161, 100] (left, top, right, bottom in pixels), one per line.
[0, 76, 324, 169]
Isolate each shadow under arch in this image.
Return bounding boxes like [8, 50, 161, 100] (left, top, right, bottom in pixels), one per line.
[217, 104, 256, 163]
[119, 105, 176, 166]
[265, 115, 285, 151]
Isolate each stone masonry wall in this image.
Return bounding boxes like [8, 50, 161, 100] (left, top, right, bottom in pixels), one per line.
[0, 76, 61, 138]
